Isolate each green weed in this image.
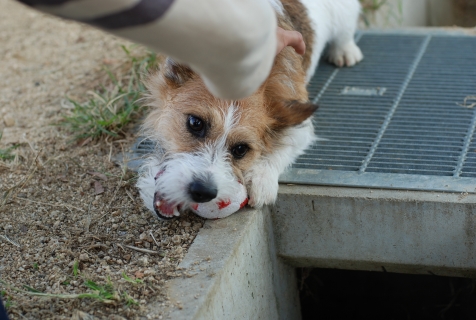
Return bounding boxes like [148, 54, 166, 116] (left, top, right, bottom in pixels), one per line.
[122, 272, 144, 285]
[82, 279, 119, 302]
[0, 133, 18, 161]
[0, 278, 124, 305]
[359, 0, 403, 27]
[1, 290, 12, 309]
[72, 260, 79, 277]
[60, 46, 157, 142]
[122, 292, 138, 307]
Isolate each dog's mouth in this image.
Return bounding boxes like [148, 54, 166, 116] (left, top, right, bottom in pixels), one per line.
[153, 191, 181, 220]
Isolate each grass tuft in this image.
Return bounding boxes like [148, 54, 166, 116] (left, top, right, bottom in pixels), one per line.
[1, 290, 12, 309]
[72, 260, 79, 277]
[122, 272, 144, 285]
[82, 278, 119, 302]
[0, 276, 137, 306]
[0, 133, 18, 161]
[60, 46, 157, 142]
[359, 0, 403, 27]
[122, 292, 139, 306]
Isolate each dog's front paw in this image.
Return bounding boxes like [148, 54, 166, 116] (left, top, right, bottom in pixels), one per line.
[245, 166, 279, 208]
[328, 41, 363, 67]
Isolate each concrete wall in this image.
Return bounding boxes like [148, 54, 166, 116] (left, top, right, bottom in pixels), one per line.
[272, 185, 476, 278]
[362, 0, 476, 28]
[151, 208, 301, 320]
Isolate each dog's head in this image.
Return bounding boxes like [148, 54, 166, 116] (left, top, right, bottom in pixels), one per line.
[141, 55, 316, 219]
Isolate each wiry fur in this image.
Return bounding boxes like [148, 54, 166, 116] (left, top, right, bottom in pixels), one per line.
[137, 0, 363, 217]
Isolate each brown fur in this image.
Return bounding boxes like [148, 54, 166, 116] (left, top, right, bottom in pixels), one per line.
[280, 0, 314, 71]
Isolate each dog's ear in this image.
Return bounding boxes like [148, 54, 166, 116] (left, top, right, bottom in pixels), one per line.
[162, 58, 195, 87]
[270, 100, 318, 130]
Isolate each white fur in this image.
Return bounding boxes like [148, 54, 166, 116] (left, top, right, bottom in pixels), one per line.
[246, 118, 315, 207]
[299, 0, 363, 81]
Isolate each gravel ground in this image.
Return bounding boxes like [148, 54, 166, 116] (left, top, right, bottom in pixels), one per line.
[0, 1, 203, 319]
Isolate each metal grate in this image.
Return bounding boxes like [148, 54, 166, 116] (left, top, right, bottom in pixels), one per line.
[280, 32, 476, 193]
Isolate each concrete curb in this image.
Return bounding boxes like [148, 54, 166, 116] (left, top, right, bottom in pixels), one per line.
[274, 185, 476, 278]
[150, 207, 300, 320]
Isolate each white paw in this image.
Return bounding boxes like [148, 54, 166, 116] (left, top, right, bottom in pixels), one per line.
[328, 41, 363, 68]
[245, 166, 279, 208]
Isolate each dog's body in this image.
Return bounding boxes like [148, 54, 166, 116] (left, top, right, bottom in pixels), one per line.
[137, 0, 363, 219]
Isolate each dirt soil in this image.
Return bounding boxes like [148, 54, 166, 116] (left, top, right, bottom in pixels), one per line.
[0, 1, 203, 319]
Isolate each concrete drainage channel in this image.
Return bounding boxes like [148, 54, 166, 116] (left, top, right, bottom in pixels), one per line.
[117, 30, 476, 319]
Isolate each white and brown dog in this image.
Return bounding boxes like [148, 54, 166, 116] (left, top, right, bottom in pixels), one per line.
[137, 0, 363, 219]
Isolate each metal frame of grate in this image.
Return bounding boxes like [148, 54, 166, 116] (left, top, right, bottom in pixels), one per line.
[280, 31, 476, 193]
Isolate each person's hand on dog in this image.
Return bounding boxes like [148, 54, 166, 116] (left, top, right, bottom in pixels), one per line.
[276, 27, 306, 56]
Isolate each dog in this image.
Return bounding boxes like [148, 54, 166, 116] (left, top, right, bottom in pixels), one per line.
[137, 0, 363, 219]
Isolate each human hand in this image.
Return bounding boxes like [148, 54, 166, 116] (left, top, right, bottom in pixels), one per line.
[276, 27, 306, 56]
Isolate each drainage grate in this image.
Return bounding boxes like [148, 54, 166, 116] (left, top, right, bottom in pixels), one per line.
[280, 31, 476, 193]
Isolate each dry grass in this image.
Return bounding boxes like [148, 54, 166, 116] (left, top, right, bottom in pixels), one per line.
[59, 47, 157, 142]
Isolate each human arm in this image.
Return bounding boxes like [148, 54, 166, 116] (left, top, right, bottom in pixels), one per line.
[16, 0, 303, 100]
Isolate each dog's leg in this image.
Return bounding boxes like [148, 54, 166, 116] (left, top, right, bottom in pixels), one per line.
[328, 37, 363, 68]
[245, 119, 315, 207]
[327, 0, 363, 67]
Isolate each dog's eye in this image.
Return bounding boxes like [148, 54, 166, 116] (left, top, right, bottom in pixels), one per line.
[187, 115, 206, 137]
[231, 144, 249, 159]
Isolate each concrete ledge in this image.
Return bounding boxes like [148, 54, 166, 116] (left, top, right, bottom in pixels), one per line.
[273, 185, 476, 278]
[155, 208, 300, 320]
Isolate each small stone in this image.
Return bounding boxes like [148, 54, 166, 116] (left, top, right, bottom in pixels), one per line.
[53, 221, 61, 228]
[111, 224, 118, 230]
[172, 235, 181, 244]
[3, 114, 15, 127]
[135, 271, 144, 279]
[49, 211, 60, 218]
[138, 256, 148, 267]
[144, 269, 156, 276]
[18, 267, 24, 272]
[79, 253, 89, 261]
[181, 221, 191, 227]
[137, 219, 147, 225]
[123, 254, 131, 261]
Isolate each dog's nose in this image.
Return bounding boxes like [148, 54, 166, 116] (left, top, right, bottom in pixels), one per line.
[189, 180, 217, 203]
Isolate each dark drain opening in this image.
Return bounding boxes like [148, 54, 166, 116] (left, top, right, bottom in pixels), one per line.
[299, 268, 476, 320]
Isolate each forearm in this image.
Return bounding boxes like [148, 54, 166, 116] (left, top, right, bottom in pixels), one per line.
[17, 0, 278, 100]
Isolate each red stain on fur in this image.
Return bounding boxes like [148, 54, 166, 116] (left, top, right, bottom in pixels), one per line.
[217, 199, 231, 209]
[191, 204, 199, 211]
[154, 170, 165, 180]
[239, 198, 248, 209]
